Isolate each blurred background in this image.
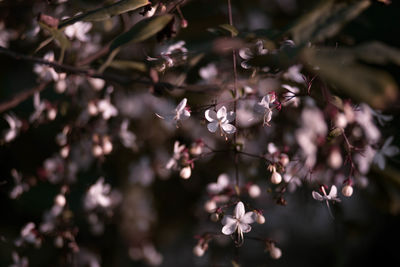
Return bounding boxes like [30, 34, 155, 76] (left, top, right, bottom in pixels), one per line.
[0, 0, 400, 266]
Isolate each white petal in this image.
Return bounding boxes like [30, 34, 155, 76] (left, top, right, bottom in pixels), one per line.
[239, 222, 252, 233]
[205, 109, 217, 122]
[239, 48, 252, 60]
[234, 202, 245, 219]
[221, 123, 236, 134]
[312, 191, 324, 201]
[217, 106, 227, 120]
[207, 183, 221, 194]
[222, 215, 235, 225]
[207, 122, 219, 133]
[176, 98, 187, 113]
[241, 212, 256, 224]
[374, 153, 385, 170]
[217, 173, 230, 187]
[328, 185, 337, 198]
[222, 221, 237, 235]
[155, 113, 165, 120]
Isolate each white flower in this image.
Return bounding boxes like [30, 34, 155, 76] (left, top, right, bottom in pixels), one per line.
[97, 98, 118, 120]
[205, 106, 236, 135]
[239, 40, 269, 71]
[354, 104, 380, 143]
[312, 185, 341, 217]
[312, 185, 341, 202]
[256, 93, 276, 126]
[199, 63, 218, 81]
[156, 98, 190, 124]
[207, 173, 230, 194]
[221, 201, 255, 246]
[10, 251, 29, 267]
[64, 21, 92, 42]
[33, 51, 59, 82]
[29, 92, 47, 122]
[84, 178, 111, 210]
[119, 119, 137, 151]
[283, 64, 305, 84]
[3, 113, 22, 143]
[166, 141, 186, 170]
[373, 136, 399, 170]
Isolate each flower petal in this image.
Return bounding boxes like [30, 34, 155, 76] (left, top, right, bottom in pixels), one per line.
[207, 122, 218, 133]
[217, 106, 227, 120]
[217, 173, 230, 188]
[328, 185, 337, 198]
[241, 212, 256, 224]
[312, 191, 324, 201]
[221, 123, 236, 134]
[205, 109, 217, 122]
[175, 98, 187, 113]
[239, 222, 252, 233]
[222, 222, 237, 235]
[234, 201, 245, 219]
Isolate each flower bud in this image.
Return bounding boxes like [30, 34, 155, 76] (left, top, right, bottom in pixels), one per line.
[342, 184, 353, 197]
[55, 194, 66, 207]
[270, 245, 282, 259]
[181, 19, 188, 28]
[256, 213, 265, 224]
[102, 136, 113, 155]
[279, 153, 289, 167]
[193, 244, 205, 257]
[60, 146, 70, 158]
[271, 171, 282, 184]
[210, 212, 219, 222]
[204, 200, 217, 213]
[47, 108, 57, 121]
[248, 184, 261, 198]
[334, 113, 347, 129]
[327, 148, 342, 170]
[180, 166, 191, 179]
[88, 101, 98, 116]
[92, 145, 103, 157]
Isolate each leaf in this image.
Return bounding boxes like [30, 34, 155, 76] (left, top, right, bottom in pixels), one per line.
[39, 22, 71, 50]
[208, 24, 239, 37]
[110, 15, 173, 50]
[354, 42, 400, 66]
[109, 60, 148, 72]
[301, 46, 398, 109]
[59, 0, 150, 28]
[285, 0, 370, 44]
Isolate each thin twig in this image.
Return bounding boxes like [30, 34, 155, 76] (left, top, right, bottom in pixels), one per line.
[0, 82, 49, 114]
[227, 0, 240, 187]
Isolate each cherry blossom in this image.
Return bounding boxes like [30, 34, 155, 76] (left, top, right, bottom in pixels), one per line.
[156, 98, 190, 125]
[312, 185, 341, 217]
[3, 113, 22, 143]
[84, 178, 112, 210]
[221, 201, 255, 246]
[207, 173, 230, 194]
[256, 93, 276, 126]
[239, 40, 269, 71]
[205, 106, 236, 136]
[166, 141, 186, 170]
[64, 21, 92, 42]
[33, 51, 59, 81]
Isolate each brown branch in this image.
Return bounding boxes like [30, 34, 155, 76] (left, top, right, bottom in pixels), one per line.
[0, 82, 49, 114]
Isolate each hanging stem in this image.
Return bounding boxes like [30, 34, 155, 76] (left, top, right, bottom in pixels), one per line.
[227, 0, 240, 188]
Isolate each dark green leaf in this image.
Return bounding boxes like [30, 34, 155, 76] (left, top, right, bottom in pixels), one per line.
[59, 0, 150, 28]
[301, 46, 398, 109]
[110, 15, 173, 50]
[285, 0, 370, 45]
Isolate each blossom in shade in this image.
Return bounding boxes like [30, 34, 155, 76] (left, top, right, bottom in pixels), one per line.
[221, 201, 255, 246]
[205, 106, 236, 135]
